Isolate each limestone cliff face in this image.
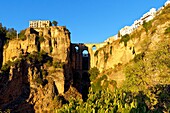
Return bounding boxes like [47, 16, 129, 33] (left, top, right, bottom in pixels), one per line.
[0, 59, 67, 112]
[3, 26, 71, 64]
[93, 20, 170, 72]
[0, 26, 73, 112]
[1, 5, 169, 112]
[93, 39, 136, 72]
[3, 26, 72, 92]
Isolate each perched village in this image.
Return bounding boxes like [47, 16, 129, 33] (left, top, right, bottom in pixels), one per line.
[105, 0, 170, 43]
[0, 0, 170, 113]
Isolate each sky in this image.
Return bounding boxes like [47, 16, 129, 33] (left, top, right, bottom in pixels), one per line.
[0, 0, 167, 43]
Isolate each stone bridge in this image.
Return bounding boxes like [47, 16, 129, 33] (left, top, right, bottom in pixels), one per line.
[71, 42, 107, 76]
[70, 42, 107, 96]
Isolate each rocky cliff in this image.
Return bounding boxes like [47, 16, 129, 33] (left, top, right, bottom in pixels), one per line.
[94, 16, 170, 72]
[0, 4, 170, 113]
[92, 4, 170, 86]
[3, 26, 71, 64]
[0, 26, 77, 112]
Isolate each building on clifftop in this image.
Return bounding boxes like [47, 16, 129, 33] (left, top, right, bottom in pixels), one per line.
[29, 20, 51, 28]
[119, 8, 156, 36]
[165, 0, 170, 6]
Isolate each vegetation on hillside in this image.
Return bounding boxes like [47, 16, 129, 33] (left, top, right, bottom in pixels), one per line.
[120, 34, 130, 47]
[57, 37, 170, 113]
[88, 67, 100, 81]
[0, 23, 17, 43]
[1, 4, 170, 113]
[18, 29, 26, 40]
[0, 50, 53, 86]
[57, 5, 170, 113]
[52, 20, 58, 26]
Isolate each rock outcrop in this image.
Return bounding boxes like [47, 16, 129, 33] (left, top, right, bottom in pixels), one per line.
[1, 4, 170, 112]
[0, 26, 73, 112]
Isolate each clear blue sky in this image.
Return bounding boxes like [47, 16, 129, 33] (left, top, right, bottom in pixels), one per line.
[0, 0, 166, 43]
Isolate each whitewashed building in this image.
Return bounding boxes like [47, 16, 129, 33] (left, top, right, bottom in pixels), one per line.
[105, 0, 168, 42]
[165, 0, 170, 6]
[120, 26, 132, 36]
[120, 8, 156, 36]
[29, 20, 51, 28]
[140, 8, 156, 24]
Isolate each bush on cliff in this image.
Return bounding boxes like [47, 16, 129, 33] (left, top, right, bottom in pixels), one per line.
[120, 34, 130, 47]
[18, 29, 26, 41]
[164, 26, 170, 34]
[88, 67, 99, 81]
[53, 61, 64, 68]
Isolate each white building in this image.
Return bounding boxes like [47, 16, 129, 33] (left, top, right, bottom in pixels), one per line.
[29, 20, 51, 28]
[120, 8, 156, 36]
[105, 0, 168, 41]
[140, 8, 156, 24]
[104, 34, 119, 43]
[133, 20, 142, 29]
[120, 26, 132, 36]
[165, 0, 170, 6]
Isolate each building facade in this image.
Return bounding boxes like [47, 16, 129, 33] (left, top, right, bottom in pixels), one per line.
[104, 0, 170, 43]
[29, 20, 51, 28]
[165, 0, 170, 6]
[120, 8, 156, 36]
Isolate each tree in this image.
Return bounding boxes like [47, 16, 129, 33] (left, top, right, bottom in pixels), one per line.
[142, 20, 152, 33]
[88, 67, 100, 81]
[52, 20, 58, 26]
[120, 34, 130, 47]
[18, 29, 26, 40]
[6, 28, 17, 40]
[0, 23, 7, 38]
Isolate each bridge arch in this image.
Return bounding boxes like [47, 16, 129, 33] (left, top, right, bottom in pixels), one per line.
[82, 49, 89, 57]
[75, 46, 79, 53]
[92, 45, 97, 51]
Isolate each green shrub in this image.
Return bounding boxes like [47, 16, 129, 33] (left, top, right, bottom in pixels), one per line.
[1, 63, 10, 72]
[53, 61, 64, 68]
[88, 67, 100, 81]
[133, 52, 145, 62]
[93, 79, 102, 92]
[110, 80, 117, 87]
[6, 28, 17, 40]
[0, 109, 11, 113]
[102, 79, 109, 88]
[57, 85, 170, 113]
[18, 29, 26, 41]
[91, 75, 108, 92]
[36, 77, 44, 85]
[46, 60, 52, 67]
[151, 28, 156, 35]
[164, 26, 170, 34]
[26, 51, 51, 65]
[39, 36, 45, 42]
[120, 34, 130, 47]
[142, 20, 152, 32]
